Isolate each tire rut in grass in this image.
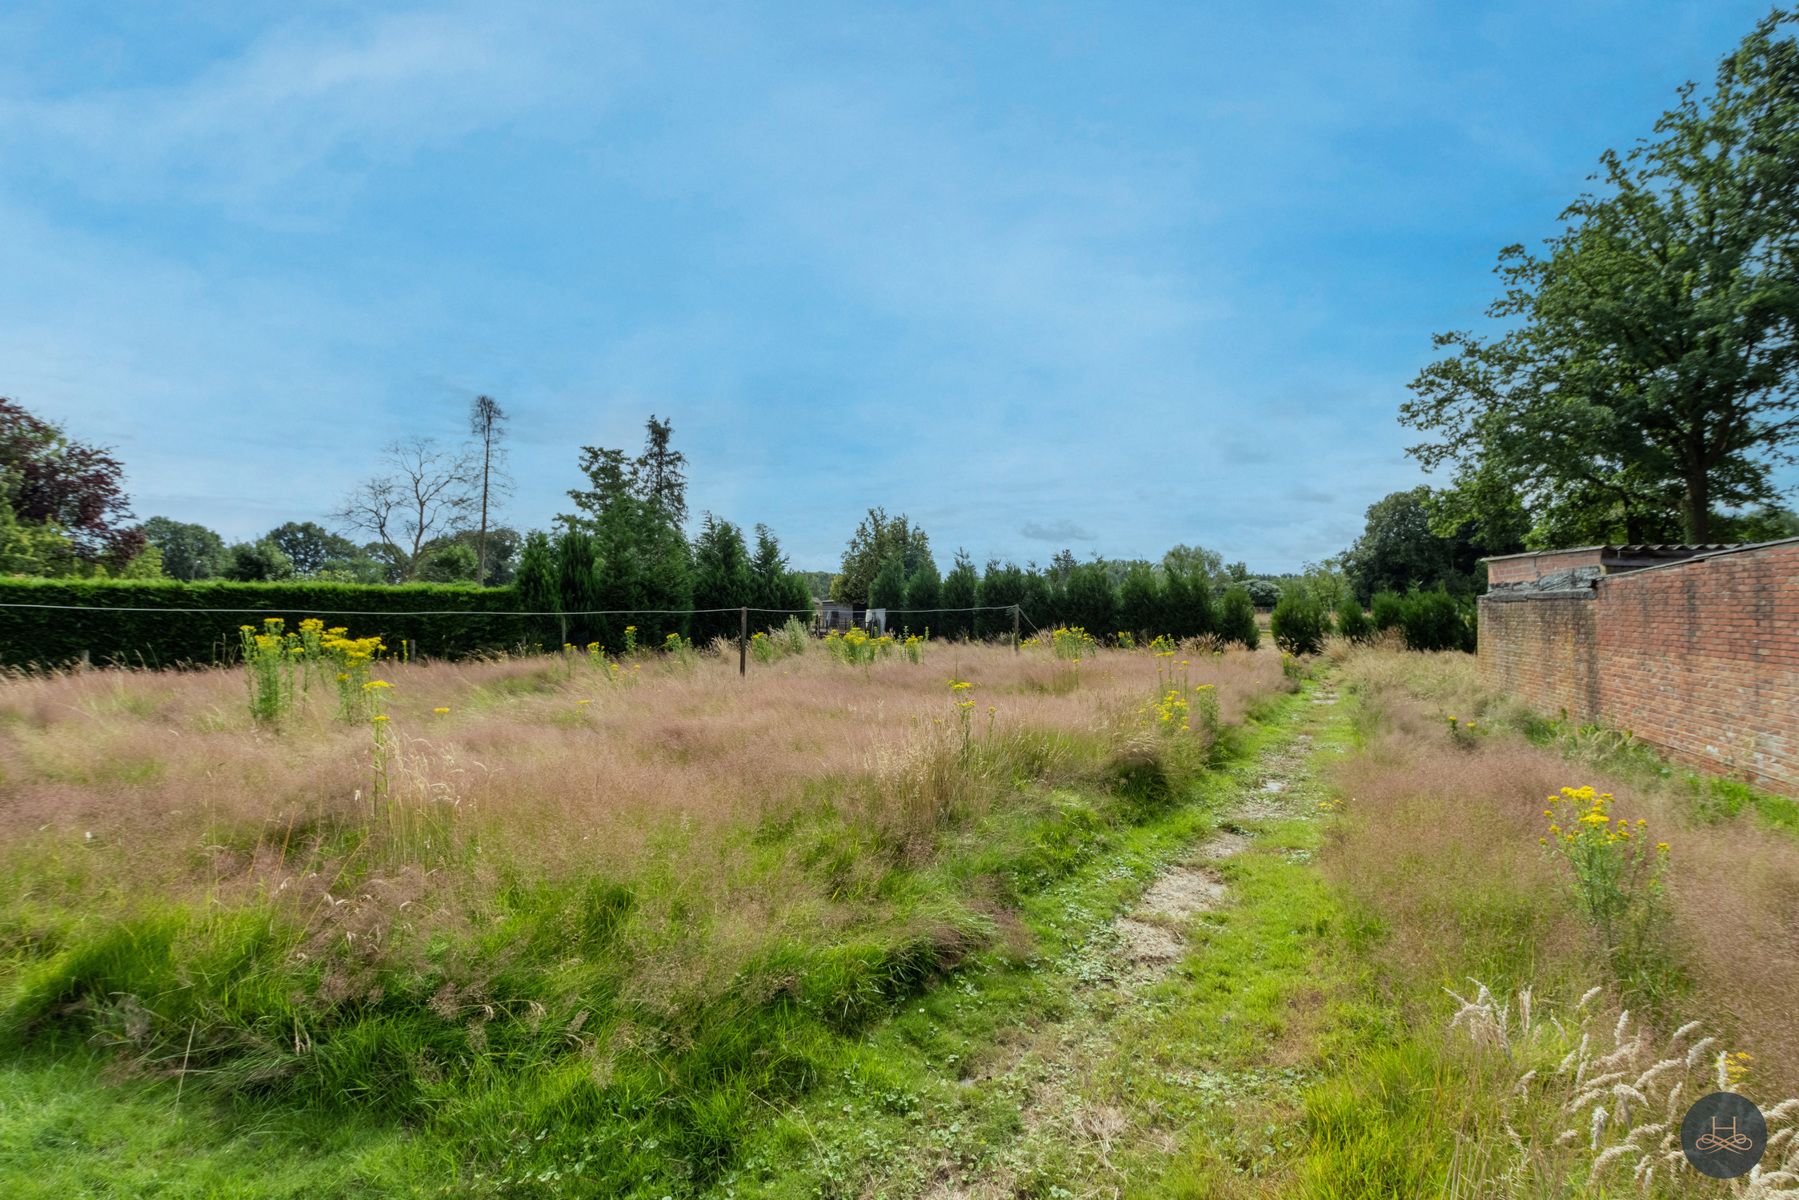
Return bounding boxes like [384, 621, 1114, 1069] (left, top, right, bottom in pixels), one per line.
[920, 681, 1338, 1198]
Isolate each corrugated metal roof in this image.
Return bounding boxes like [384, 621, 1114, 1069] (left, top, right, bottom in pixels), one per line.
[1481, 544, 1737, 564]
[1609, 544, 1738, 554]
[1594, 535, 1799, 578]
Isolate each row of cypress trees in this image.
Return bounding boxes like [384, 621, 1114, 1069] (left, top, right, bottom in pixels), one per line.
[512, 417, 814, 651]
[516, 423, 1271, 653]
[866, 554, 1262, 648]
[517, 533, 1269, 653]
[513, 516, 812, 651]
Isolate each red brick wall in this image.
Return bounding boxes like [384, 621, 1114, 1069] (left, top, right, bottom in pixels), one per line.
[1479, 594, 1601, 721]
[1485, 548, 1606, 587]
[1593, 541, 1799, 793]
[1478, 540, 1799, 795]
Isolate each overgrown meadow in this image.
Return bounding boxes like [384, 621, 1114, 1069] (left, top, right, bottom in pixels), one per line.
[0, 621, 1287, 1194]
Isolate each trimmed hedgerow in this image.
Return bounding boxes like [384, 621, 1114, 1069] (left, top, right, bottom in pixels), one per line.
[0, 577, 530, 668]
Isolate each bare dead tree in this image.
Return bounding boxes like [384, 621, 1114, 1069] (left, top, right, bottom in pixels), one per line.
[334, 438, 477, 581]
[468, 395, 511, 586]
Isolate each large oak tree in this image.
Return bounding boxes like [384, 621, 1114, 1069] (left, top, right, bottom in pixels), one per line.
[1404, 11, 1799, 543]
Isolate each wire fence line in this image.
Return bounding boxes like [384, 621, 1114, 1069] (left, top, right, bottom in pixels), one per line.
[0, 601, 1024, 618]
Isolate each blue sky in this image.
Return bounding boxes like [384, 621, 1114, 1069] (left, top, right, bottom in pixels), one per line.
[0, 1, 1779, 572]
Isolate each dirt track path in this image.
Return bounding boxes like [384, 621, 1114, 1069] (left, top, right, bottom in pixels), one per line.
[919, 676, 1342, 1198]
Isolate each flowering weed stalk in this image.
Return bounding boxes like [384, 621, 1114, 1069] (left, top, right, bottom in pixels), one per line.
[366, 680, 393, 805]
[1543, 786, 1673, 993]
[239, 618, 300, 725]
[1445, 713, 1484, 750]
[1191, 683, 1219, 744]
[1050, 626, 1096, 661]
[1147, 650, 1220, 747]
[948, 678, 975, 751]
[902, 633, 925, 664]
[664, 632, 697, 668]
[825, 627, 888, 667]
[321, 627, 384, 722]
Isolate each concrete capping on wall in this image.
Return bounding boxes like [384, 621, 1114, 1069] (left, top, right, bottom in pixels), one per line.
[1481, 588, 1598, 602]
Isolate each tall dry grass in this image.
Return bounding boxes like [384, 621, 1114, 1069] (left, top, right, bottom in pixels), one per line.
[1325, 644, 1799, 1103]
[0, 636, 1290, 1190]
[0, 640, 1280, 892]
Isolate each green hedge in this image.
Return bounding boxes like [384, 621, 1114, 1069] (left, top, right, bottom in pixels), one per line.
[0, 578, 534, 669]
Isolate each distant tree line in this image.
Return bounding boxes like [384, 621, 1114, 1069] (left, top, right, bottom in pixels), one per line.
[1, 394, 529, 587]
[0, 394, 1504, 664]
[819, 508, 1267, 647]
[0, 387, 1310, 653]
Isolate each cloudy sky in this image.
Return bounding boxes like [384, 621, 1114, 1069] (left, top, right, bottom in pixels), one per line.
[0, 1, 1777, 571]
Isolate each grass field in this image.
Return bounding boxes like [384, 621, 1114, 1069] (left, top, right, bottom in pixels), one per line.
[3, 632, 1797, 1196]
[0, 632, 1290, 1195]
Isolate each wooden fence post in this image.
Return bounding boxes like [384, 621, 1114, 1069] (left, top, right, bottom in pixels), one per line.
[1012, 604, 1020, 653]
[739, 606, 748, 676]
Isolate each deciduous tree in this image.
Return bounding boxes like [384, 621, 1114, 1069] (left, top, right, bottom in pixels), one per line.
[334, 439, 476, 581]
[0, 398, 142, 566]
[266, 521, 360, 576]
[142, 516, 228, 581]
[1404, 11, 1799, 542]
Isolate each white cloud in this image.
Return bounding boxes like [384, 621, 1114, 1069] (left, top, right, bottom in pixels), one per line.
[1020, 519, 1096, 543]
[0, 5, 615, 222]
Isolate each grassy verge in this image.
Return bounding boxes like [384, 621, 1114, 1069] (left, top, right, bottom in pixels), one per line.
[1287, 646, 1799, 1198]
[1515, 711, 1799, 837]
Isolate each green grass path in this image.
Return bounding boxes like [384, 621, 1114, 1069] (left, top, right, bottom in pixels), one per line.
[718, 673, 1355, 1198]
